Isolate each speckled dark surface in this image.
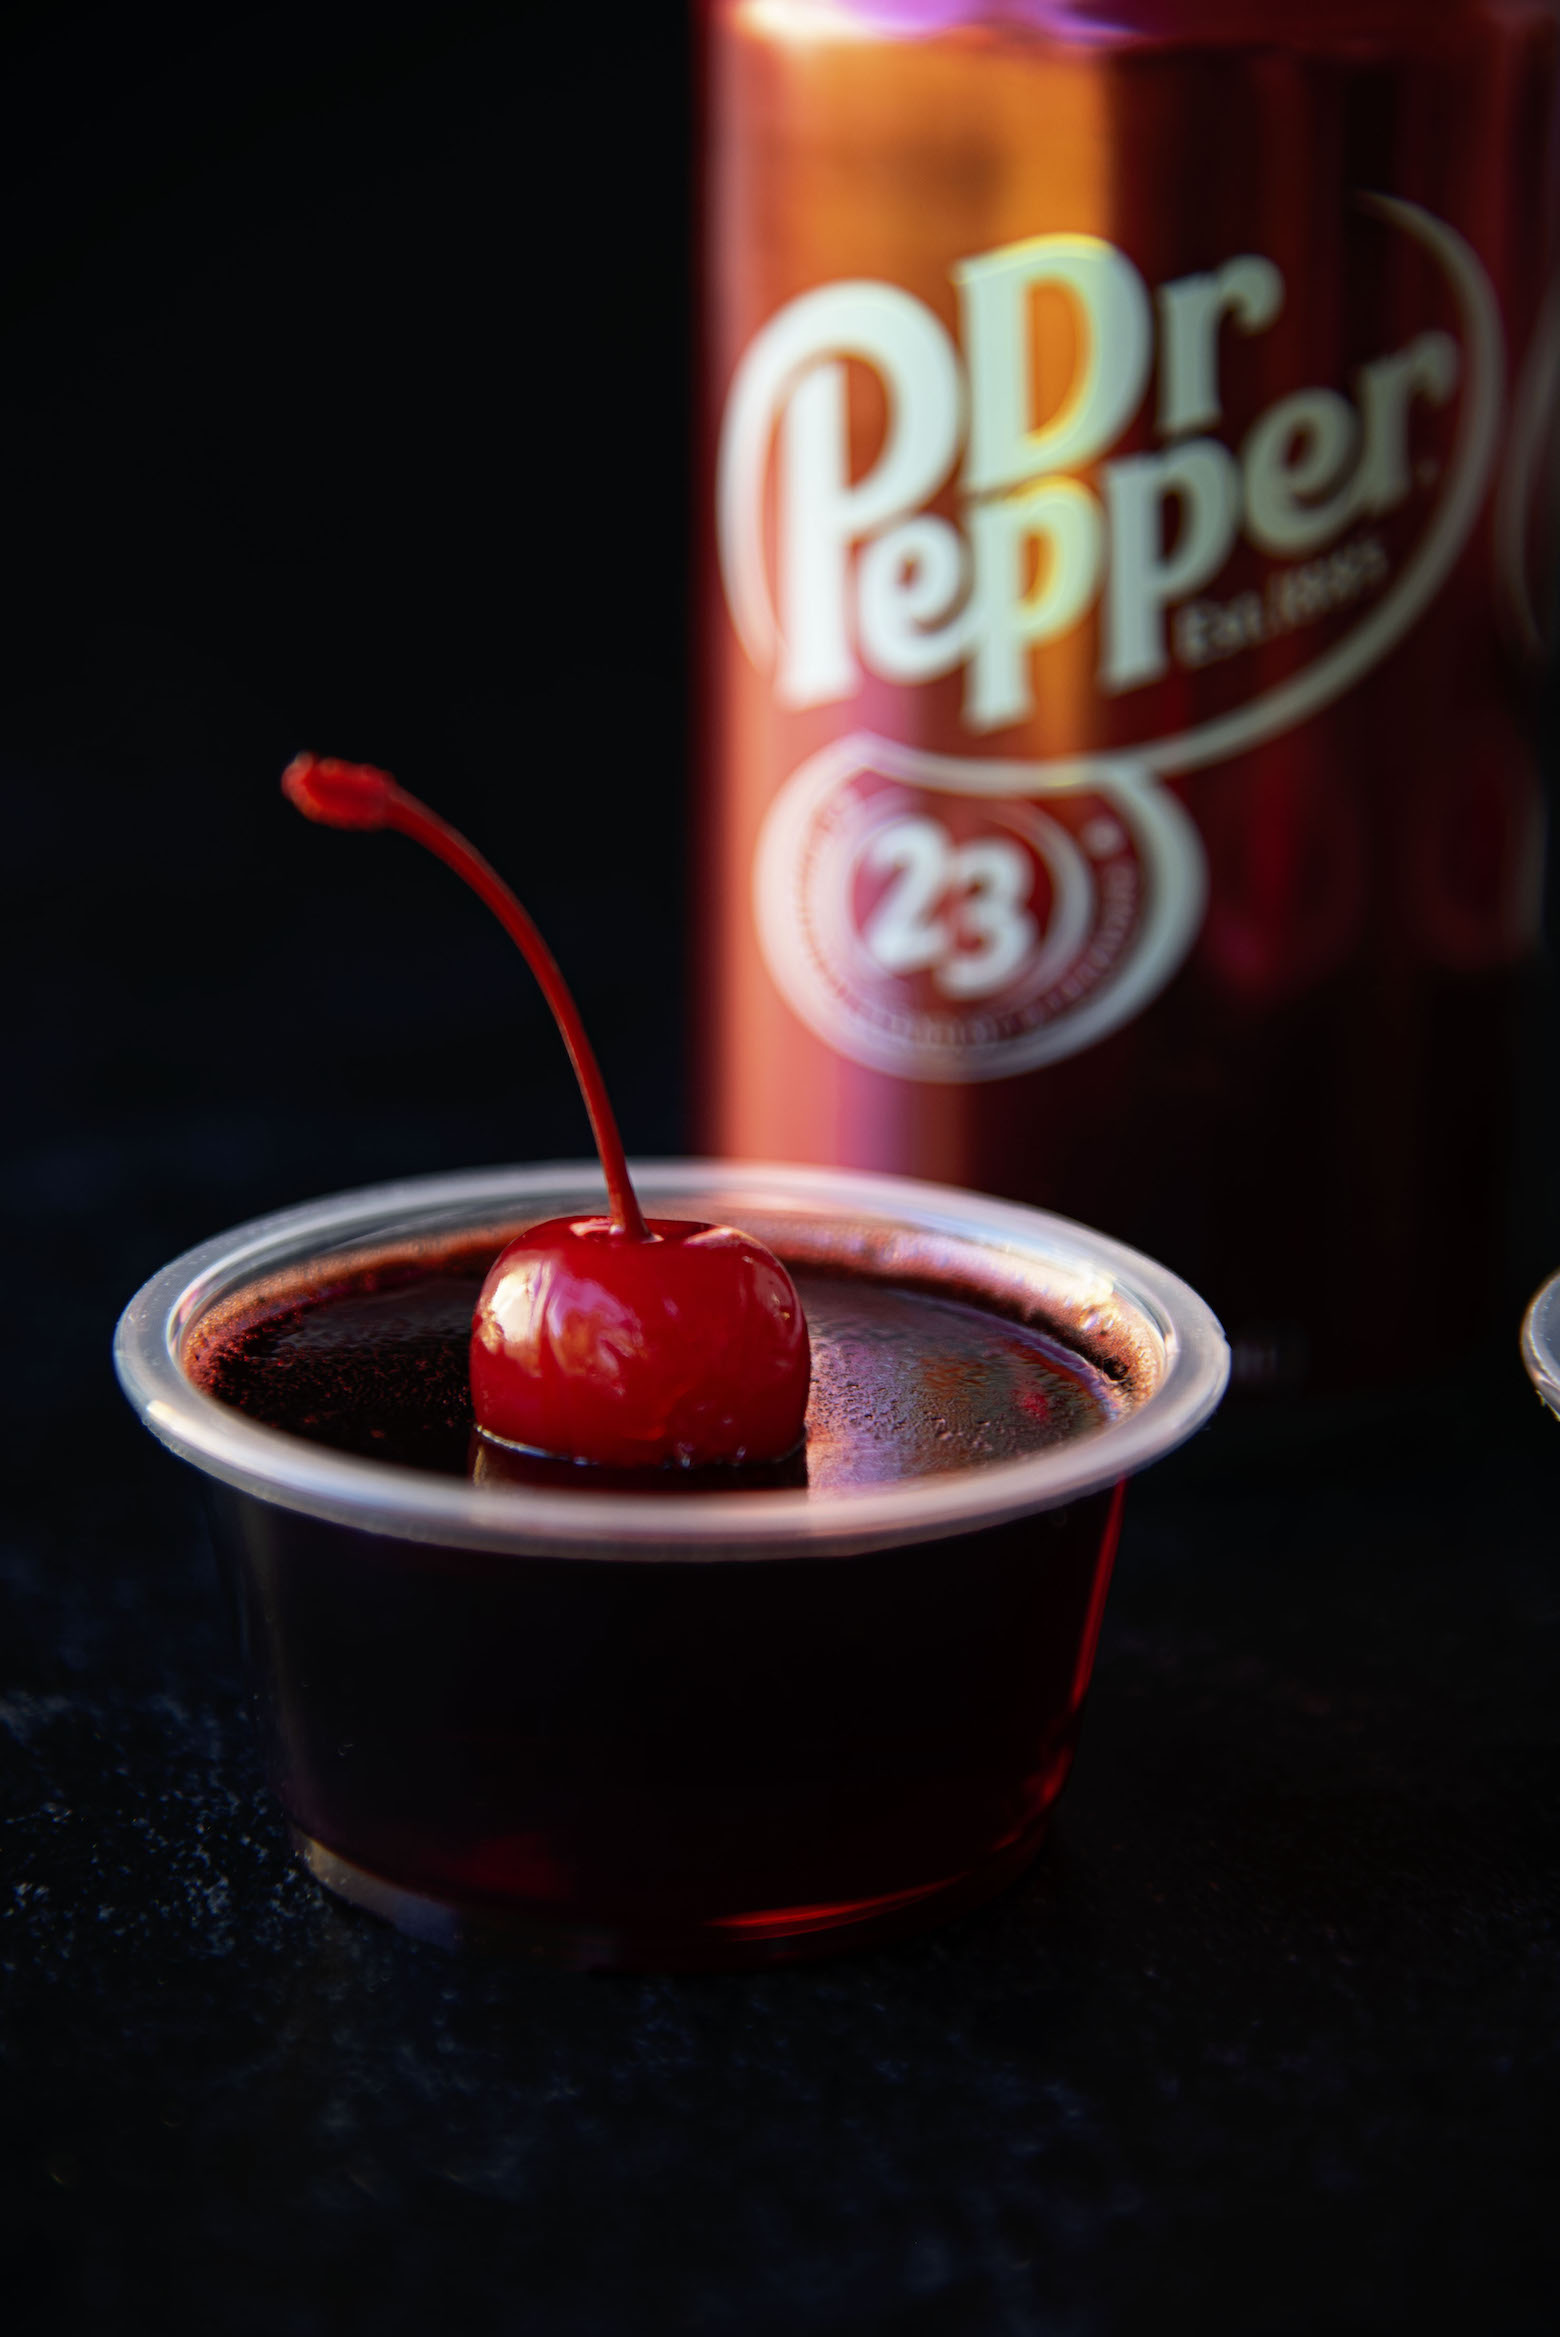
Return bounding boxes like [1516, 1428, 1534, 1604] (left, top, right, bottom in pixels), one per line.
[8, 1337, 1560, 2335]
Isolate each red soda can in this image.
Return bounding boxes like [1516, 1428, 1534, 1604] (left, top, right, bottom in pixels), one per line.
[694, 0, 1560, 1395]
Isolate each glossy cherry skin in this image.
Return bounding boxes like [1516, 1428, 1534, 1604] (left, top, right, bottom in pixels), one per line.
[470, 1216, 811, 1468]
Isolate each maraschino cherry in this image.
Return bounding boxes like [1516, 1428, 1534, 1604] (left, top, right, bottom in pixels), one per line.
[281, 753, 811, 1468]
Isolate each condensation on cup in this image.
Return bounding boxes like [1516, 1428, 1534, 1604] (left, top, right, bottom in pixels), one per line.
[694, 0, 1560, 1396]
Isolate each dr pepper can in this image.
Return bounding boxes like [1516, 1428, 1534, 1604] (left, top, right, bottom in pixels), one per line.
[694, 0, 1560, 1395]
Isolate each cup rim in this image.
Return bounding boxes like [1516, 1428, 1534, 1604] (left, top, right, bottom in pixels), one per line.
[114, 1159, 1229, 1560]
[1521, 1267, 1560, 1416]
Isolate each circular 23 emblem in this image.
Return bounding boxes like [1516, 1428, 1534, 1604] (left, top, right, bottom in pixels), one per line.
[754, 735, 1207, 1084]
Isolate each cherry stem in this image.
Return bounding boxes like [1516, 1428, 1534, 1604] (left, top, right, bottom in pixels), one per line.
[281, 755, 649, 1243]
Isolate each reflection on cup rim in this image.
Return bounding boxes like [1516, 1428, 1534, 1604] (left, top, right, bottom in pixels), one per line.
[1521, 1266, 1560, 1418]
[114, 1159, 1230, 1561]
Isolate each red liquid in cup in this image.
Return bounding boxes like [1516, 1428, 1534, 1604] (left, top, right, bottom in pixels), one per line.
[187, 1235, 1127, 1964]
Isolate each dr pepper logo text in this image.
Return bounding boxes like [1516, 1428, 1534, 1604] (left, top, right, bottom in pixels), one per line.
[720, 197, 1505, 1080]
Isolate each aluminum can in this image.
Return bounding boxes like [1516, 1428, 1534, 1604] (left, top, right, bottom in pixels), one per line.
[694, 0, 1560, 1394]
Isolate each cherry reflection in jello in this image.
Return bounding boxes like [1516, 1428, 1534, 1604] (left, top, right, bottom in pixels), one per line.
[281, 754, 810, 1472]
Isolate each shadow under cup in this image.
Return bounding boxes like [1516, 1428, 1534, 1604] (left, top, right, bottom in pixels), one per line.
[115, 1163, 1228, 1968]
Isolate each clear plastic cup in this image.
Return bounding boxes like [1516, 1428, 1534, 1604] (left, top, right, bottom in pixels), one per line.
[115, 1161, 1228, 1967]
[1521, 1268, 1560, 1417]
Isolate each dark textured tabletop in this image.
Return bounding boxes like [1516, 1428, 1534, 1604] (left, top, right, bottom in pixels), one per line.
[8, 1278, 1559, 2333]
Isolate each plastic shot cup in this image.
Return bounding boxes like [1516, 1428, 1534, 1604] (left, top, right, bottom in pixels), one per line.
[1521, 1269, 1560, 1417]
[115, 1162, 1229, 1968]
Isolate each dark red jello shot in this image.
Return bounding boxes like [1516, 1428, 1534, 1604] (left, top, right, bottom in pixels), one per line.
[115, 1159, 1227, 1968]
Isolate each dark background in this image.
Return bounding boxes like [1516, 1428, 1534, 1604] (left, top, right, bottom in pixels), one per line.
[2, 0, 691, 1295]
[5, 8, 1560, 2335]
